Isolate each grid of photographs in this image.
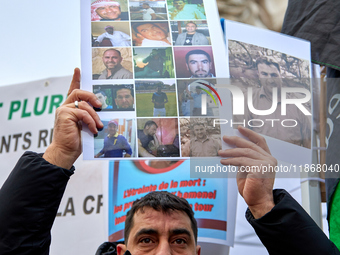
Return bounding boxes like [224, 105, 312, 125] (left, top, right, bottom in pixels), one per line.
[89, 0, 222, 159]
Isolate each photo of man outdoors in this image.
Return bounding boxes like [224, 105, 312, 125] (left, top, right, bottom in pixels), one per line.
[93, 25, 131, 47]
[95, 120, 132, 158]
[91, 0, 129, 21]
[228, 40, 311, 148]
[167, 0, 206, 20]
[152, 85, 168, 116]
[132, 22, 171, 46]
[130, 2, 156, 20]
[134, 48, 174, 78]
[180, 118, 221, 157]
[174, 21, 209, 46]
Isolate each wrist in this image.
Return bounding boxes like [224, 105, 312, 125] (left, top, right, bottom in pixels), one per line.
[43, 144, 79, 170]
[249, 201, 275, 219]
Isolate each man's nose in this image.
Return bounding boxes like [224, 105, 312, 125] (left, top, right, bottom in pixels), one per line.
[197, 62, 203, 70]
[155, 241, 171, 255]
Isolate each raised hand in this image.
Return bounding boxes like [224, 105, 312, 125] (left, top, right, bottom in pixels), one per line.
[219, 126, 277, 218]
[43, 68, 103, 169]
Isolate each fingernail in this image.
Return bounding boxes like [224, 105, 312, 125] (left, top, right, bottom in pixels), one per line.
[94, 133, 98, 138]
[94, 107, 102, 112]
[98, 126, 104, 131]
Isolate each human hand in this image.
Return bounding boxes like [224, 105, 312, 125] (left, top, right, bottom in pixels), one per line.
[219, 126, 277, 218]
[43, 68, 103, 169]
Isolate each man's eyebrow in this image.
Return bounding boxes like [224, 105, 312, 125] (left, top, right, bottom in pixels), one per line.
[136, 228, 158, 237]
[170, 228, 192, 237]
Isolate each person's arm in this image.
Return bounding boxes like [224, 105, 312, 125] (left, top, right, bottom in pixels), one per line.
[220, 126, 340, 255]
[164, 94, 168, 104]
[138, 138, 155, 157]
[0, 68, 103, 254]
[151, 13, 156, 20]
[120, 31, 131, 40]
[95, 33, 105, 43]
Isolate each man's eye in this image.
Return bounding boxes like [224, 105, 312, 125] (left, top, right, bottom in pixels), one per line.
[97, 7, 104, 10]
[140, 238, 153, 243]
[202, 60, 208, 64]
[173, 238, 186, 245]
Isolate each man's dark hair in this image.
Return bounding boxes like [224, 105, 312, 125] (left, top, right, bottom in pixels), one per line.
[142, 2, 150, 7]
[255, 57, 281, 73]
[95, 90, 107, 97]
[173, 0, 186, 3]
[186, 21, 197, 27]
[103, 48, 122, 57]
[124, 191, 197, 244]
[113, 85, 134, 98]
[144, 120, 158, 129]
[185, 49, 211, 64]
[132, 22, 166, 35]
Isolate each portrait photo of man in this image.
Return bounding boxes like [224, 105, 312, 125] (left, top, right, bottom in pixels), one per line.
[93, 86, 114, 111]
[131, 21, 171, 46]
[174, 47, 215, 78]
[92, 24, 131, 47]
[173, 21, 210, 46]
[134, 48, 175, 78]
[91, 0, 129, 21]
[137, 118, 179, 157]
[92, 48, 133, 79]
[180, 118, 221, 157]
[113, 84, 135, 110]
[228, 40, 312, 148]
[94, 119, 134, 158]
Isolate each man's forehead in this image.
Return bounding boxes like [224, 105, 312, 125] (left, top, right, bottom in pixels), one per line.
[132, 207, 192, 228]
[189, 54, 209, 61]
[104, 50, 120, 57]
[117, 88, 131, 95]
[258, 63, 279, 72]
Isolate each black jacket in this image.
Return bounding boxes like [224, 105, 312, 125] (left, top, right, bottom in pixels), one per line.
[0, 152, 339, 254]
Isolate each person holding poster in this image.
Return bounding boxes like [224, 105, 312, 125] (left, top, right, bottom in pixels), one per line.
[94, 120, 132, 158]
[0, 70, 339, 254]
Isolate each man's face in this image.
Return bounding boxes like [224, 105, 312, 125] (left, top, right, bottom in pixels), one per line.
[157, 87, 162, 93]
[174, 0, 185, 11]
[102, 50, 122, 70]
[186, 23, 197, 34]
[96, 5, 121, 20]
[142, 4, 149, 9]
[193, 125, 206, 140]
[108, 123, 117, 135]
[106, 27, 114, 34]
[257, 63, 282, 91]
[137, 24, 167, 41]
[186, 54, 212, 78]
[145, 124, 158, 136]
[115, 88, 134, 109]
[95, 92, 107, 105]
[118, 207, 200, 255]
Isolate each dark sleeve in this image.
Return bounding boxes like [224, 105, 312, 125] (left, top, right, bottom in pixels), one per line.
[247, 189, 340, 255]
[0, 151, 74, 255]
